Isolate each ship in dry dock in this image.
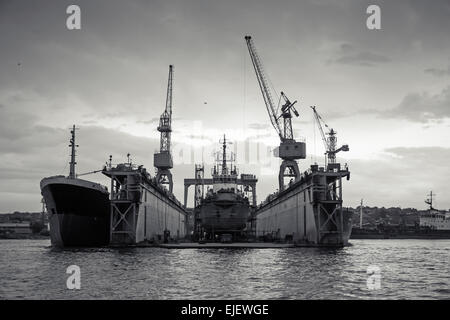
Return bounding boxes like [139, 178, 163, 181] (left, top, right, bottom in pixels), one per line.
[196, 136, 251, 240]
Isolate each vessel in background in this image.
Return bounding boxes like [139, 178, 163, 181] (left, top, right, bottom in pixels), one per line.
[420, 191, 450, 230]
[40, 125, 110, 247]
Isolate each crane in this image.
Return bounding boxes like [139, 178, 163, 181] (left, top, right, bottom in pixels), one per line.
[245, 35, 306, 191]
[154, 65, 174, 193]
[310, 106, 349, 168]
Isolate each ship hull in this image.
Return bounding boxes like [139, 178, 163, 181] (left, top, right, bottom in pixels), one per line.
[40, 176, 110, 247]
[198, 192, 250, 234]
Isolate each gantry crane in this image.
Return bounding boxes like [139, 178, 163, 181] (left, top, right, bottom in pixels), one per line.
[310, 106, 349, 168]
[154, 65, 174, 193]
[245, 36, 306, 191]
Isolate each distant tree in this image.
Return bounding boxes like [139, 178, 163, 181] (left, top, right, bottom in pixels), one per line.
[30, 221, 45, 234]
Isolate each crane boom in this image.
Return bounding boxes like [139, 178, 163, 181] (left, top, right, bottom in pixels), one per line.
[310, 105, 349, 165]
[245, 36, 284, 140]
[245, 35, 306, 191]
[158, 65, 173, 153]
[311, 106, 328, 152]
[165, 65, 173, 118]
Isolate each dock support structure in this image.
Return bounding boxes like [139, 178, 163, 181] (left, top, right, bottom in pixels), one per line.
[279, 159, 300, 192]
[108, 170, 140, 245]
[315, 176, 346, 245]
[110, 201, 137, 244]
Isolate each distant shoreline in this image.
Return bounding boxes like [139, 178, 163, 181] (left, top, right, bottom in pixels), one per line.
[0, 234, 49, 240]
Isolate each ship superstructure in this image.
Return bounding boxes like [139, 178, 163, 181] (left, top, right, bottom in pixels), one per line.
[420, 191, 450, 230]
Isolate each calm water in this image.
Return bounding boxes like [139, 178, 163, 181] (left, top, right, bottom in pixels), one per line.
[0, 239, 449, 299]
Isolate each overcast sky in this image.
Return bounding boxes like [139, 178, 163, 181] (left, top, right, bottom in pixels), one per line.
[1, 0, 449, 212]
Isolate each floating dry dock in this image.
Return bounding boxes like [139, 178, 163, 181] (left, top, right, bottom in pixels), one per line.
[102, 162, 187, 245]
[254, 163, 352, 246]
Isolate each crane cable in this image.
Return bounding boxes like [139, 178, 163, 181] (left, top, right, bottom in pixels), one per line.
[313, 110, 316, 164]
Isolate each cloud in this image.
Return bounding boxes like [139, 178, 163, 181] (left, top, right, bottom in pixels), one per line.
[384, 146, 450, 165]
[248, 123, 270, 130]
[334, 52, 390, 66]
[0, 121, 163, 211]
[382, 86, 450, 123]
[329, 43, 391, 67]
[424, 66, 450, 77]
[137, 117, 160, 125]
[1, 0, 450, 212]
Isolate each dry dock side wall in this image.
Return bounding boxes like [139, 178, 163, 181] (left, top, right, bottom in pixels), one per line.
[135, 185, 186, 242]
[255, 169, 351, 246]
[256, 185, 318, 242]
[107, 166, 187, 245]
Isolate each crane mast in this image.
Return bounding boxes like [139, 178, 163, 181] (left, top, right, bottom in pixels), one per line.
[154, 65, 174, 193]
[245, 35, 305, 191]
[279, 91, 299, 141]
[310, 106, 349, 168]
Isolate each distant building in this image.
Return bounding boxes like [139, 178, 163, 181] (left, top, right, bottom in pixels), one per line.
[0, 223, 32, 234]
[420, 210, 450, 230]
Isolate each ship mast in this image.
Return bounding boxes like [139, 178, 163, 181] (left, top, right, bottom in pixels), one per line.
[222, 134, 227, 175]
[425, 191, 435, 210]
[360, 199, 363, 229]
[69, 125, 78, 179]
